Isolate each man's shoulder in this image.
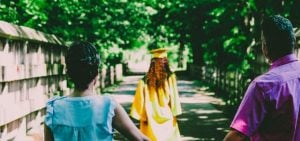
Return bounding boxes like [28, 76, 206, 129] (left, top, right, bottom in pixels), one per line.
[253, 63, 300, 88]
[255, 71, 282, 83]
[250, 73, 283, 95]
[257, 61, 300, 83]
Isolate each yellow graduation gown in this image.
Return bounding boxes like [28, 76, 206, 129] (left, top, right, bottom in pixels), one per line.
[130, 73, 182, 141]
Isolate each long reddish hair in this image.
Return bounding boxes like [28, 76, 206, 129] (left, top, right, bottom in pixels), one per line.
[146, 57, 172, 89]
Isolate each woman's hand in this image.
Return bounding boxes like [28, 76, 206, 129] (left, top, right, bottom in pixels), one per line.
[112, 99, 150, 141]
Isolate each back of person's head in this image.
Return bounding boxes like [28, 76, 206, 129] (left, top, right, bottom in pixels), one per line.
[66, 41, 100, 91]
[146, 57, 172, 89]
[261, 15, 295, 61]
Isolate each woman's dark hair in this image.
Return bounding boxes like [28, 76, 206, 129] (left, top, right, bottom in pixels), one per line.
[261, 15, 295, 60]
[66, 41, 100, 91]
[146, 57, 172, 89]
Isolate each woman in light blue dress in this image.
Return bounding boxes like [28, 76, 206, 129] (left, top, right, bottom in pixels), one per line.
[44, 41, 149, 141]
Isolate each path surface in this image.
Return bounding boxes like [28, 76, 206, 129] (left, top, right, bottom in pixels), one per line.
[104, 75, 230, 141]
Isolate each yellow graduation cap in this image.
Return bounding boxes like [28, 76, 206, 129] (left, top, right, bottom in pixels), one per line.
[150, 48, 168, 58]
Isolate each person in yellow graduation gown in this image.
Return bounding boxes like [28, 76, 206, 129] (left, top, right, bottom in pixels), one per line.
[130, 46, 182, 141]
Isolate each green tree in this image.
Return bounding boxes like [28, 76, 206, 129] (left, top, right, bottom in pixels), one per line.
[1, 0, 155, 65]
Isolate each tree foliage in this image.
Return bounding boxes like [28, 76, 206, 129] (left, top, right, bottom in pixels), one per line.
[0, 0, 155, 66]
[1, 0, 299, 105]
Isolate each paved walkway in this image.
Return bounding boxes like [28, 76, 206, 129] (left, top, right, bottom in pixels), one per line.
[104, 75, 230, 141]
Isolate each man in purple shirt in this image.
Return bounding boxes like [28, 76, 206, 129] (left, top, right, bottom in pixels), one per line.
[224, 15, 300, 141]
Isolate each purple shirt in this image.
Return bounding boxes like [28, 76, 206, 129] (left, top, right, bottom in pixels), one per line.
[231, 54, 300, 141]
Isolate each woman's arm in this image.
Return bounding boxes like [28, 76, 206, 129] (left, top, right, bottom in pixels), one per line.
[112, 101, 149, 141]
[223, 130, 248, 141]
[44, 125, 54, 141]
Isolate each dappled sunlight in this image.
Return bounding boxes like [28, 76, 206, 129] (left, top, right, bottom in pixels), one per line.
[104, 75, 142, 95]
[177, 80, 195, 92]
[177, 80, 194, 85]
[121, 75, 143, 84]
[180, 95, 225, 106]
[196, 87, 210, 91]
[181, 136, 219, 141]
[177, 118, 189, 121]
[198, 116, 208, 119]
[181, 136, 203, 141]
[216, 127, 230, 133]
[180, 96, 215, 104]
[110, 94, 134, 104]
[200, 92, 215, 96]
[210, 118, 228, 122]
[195, 110, 222, 114]
[113, 86, 136, 92]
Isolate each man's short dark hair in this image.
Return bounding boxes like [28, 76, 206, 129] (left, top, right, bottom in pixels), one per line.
[66, 41, 100, 91]
[261, 15, 295, 60]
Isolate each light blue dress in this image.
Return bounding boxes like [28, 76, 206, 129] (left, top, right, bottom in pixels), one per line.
[45, 95, 116, 141]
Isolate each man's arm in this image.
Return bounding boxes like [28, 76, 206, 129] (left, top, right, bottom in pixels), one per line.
[226, 81, 266, 141]
[223, 129, 248, 141]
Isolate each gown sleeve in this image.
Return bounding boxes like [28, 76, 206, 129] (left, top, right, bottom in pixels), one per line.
[169, 74, 182, 116]
[130, 79, 147, 121]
